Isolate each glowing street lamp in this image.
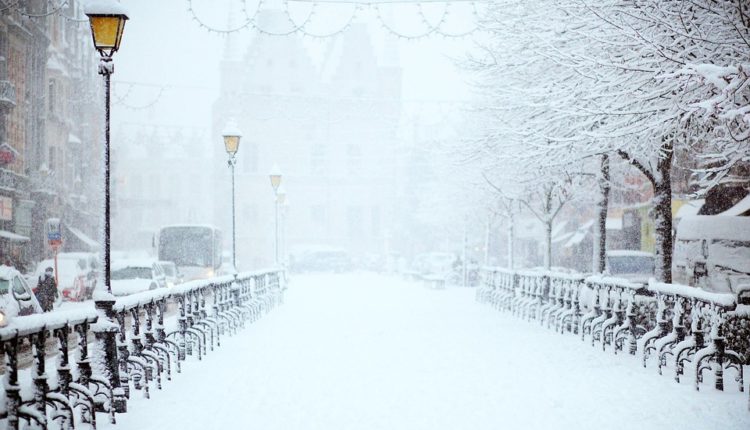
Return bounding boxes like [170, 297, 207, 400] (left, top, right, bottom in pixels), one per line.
[269, 164, 282, 193]
[84, 0, 129, 412]
[85, 0, 128, 296]
[269, 165, 283, 264]
[222, 120, 242, 270]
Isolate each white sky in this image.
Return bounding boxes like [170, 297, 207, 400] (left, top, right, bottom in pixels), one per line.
[113, 0, 476, 133]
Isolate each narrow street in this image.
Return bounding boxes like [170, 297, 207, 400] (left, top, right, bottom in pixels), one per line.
[104, 273, 748, 430]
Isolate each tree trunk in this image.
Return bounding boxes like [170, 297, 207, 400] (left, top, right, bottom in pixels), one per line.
[593, 154, 610, 273]
[507, 210, 515, 270]
[653, 142, 674, 283]
[544, 221, 552, 270]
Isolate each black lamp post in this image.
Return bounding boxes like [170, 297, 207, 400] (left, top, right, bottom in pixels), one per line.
[84, 0, 129, 412]
[269, 165, 282, 265]
[85, 0, 128, 295]
[222, 121, 242, 270]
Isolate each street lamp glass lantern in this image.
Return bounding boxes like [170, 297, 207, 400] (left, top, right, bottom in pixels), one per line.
[223, 135, 240, 156]
[222, 121, 242, 157]
[85, 9, 128, 56]
[276, 185, 287, 205]
[269, 164, 282, 191]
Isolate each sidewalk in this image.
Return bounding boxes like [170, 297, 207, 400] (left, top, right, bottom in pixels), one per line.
[103, 273, 749, 430]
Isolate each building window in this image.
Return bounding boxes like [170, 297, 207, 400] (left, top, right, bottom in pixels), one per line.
[48, 79, 55, 114]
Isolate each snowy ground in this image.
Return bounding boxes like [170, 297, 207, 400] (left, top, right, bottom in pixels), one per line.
[103, 273, 749, 430]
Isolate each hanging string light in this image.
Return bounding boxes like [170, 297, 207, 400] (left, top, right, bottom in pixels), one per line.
[184, 0, 482, 40]
[186, 0, 258, 34]
[17, 0, 69, 18]
[247, 0, 317, 37]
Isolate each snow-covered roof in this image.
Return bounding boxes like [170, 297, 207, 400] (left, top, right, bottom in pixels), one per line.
[718, 194, 750, 216]
[676, 215, 750, 241]
[0, 230, 30, 242]
[66, 225, 99, 249]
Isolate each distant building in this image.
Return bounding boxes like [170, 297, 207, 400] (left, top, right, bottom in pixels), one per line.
[111, 129, 215, 252]
[212, 11, 402, 269]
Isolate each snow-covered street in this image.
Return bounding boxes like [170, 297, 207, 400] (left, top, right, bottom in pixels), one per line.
[103, 273, 749, 430]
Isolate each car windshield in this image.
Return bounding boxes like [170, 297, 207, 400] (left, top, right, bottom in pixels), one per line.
[0, 279, 8, 295]
[608, 256, 654, 275]
[111, 267, 152, 280]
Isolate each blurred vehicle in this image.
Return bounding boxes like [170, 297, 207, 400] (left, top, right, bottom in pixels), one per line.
[361, 253, 385, 272]
[31, 252, 98, 302]
[110, 260, 167, 296]
[157, 225, 222, 281]
[1, 265, 43, 321]
[605, 250, 655, 284]
[291, 246, 352, 273]
[156, 260, 183, 288]
[673, 215, 750, 293]
[411, 252, 457, 278]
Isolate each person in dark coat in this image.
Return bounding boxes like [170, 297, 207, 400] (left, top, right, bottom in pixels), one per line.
[36, 267, 58, 312]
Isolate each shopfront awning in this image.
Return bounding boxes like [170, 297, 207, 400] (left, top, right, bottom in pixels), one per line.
[0, 230, 30, 242]
[64, 224, 99, 251]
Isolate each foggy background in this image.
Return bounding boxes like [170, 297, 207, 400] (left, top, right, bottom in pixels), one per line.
[110, 0, 479, 269]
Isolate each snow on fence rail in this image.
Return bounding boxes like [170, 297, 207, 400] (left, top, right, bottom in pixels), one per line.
[0, 268, 286, 429]
[477, 268, 749, 410]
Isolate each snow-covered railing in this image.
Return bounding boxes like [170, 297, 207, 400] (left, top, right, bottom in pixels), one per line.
[0, 309, 109, 429]
[0, 268, 285, 430]
[478, 268, 748, 406]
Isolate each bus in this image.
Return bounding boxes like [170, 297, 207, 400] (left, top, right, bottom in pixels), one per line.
[157, 225, 222, 281]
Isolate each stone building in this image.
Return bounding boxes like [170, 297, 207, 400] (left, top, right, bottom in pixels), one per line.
[0, 1, 101, 271]
[212, 11, 402, 270]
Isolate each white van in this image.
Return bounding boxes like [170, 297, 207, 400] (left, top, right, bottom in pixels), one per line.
[673, 215, 750, 294]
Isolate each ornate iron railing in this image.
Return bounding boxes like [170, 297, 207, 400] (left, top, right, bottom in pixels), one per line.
[0, 269, 285, 429]
[477, 267, 749, 409]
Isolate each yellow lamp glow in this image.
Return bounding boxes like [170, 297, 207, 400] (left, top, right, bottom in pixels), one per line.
[269, 164, 282, 192]
[222, 120, 242, 156]
[85, 0, 129, 56]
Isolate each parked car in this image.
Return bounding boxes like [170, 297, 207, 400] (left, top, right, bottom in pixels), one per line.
[291, 247, 352, 273]
[673, 215, 750, 293]
[605, 250, 655, 284]
[1, 265, 43, 322]
[110, 260, 167, 296]
[31, 252, 98, 302]
[156, 260, 183, 288]
[411, 252, 457, 278]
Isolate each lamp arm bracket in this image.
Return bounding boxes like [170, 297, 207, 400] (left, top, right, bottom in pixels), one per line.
[98, 56, 114, 76]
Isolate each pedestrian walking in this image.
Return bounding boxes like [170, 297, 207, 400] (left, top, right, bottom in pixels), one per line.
[36, 267, 58, 312]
